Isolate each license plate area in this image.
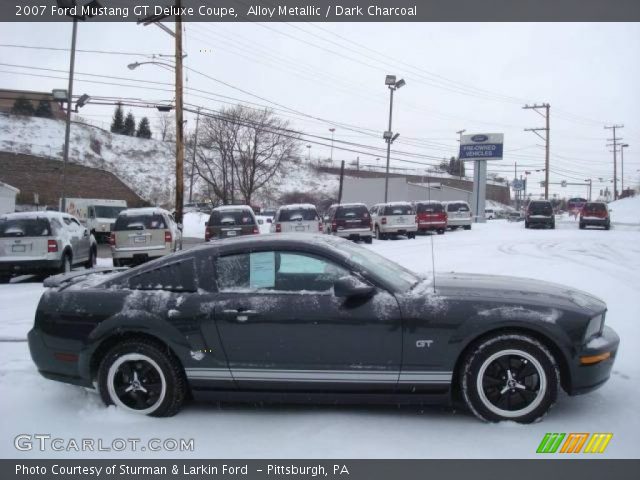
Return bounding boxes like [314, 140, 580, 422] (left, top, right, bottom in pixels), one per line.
[11, 245, 26, 253]
[226, 230, 237, 237]
[134, 236, 147, 244]
[295, 225, 305, 232]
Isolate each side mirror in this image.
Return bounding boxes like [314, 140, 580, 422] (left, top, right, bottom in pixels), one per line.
[333, 276, 375, 299]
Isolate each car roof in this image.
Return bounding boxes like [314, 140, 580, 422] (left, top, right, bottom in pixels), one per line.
[0, 211, 69, 220]
[278, 203, 317, 210]
[118, 207, 170, 216]
[415, 200, 443, 204]
[212, 205, 254, 212]
[330, 203, 367, 208]
[382, 201, 412, 206]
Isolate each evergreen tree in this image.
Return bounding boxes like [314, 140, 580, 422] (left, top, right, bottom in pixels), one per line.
[11, 97, 35, 116]
[123, 111, 136, 136]
[34, 99, 53, 118]
[136, 116, 152, 139]
[448, 157, 456, 175]
[458, 159, 465, 177]
[110, 103, 125, 134]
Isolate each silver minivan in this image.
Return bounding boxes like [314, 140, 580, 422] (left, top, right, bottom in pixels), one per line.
[0, 211, 97, 282]
[110, 208, 182, 267]
[444, 201, 473, 230]
[270, 204, 322, 234]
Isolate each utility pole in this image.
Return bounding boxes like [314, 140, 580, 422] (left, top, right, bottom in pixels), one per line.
[523, 103, 550, 199]
[456, 129, 466, 180]
[60, 17, 78, 213]
[329, 128, 336, 164]
[605, 124, 623, 200]
[585, 178, 592, 201]
[174, 0, 185, 222]
[188, 108, 200, 204]
[620, 143, 629, 196]
[338, 160, 345, 203]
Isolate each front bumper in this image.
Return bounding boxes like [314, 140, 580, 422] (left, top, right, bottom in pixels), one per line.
[568, 325, 620, 395]
[0, 258, 62, 275]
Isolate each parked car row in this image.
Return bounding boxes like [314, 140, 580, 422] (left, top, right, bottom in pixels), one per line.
[523, 200, 611, 230]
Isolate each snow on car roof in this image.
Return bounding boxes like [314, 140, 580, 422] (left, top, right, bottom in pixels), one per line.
[213, 205, 253, 212]
[278, 203, 317, 210]
[0, 210, 69, 220]
[383, 201, 412, 206]
[329, 203, 367, 208]
[118, 207, 171, 217]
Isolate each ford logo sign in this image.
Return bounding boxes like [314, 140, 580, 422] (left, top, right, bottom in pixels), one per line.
[471, 135, 489, 142]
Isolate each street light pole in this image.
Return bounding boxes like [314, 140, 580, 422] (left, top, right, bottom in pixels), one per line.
[585, 179, 592, 201]
[456, 129, 466, 180]
[620, 144, 629, 196]
[174, 1, 185, 224]
[383, 75, 405, 203]
[329, 128, 335, 164]
[307, 144, 311, 161]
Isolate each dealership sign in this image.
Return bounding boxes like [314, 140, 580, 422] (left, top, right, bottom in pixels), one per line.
[460, 133, 504, 160]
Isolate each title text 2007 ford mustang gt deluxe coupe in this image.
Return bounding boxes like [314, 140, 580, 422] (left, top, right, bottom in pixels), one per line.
[28, 234, 619, 423]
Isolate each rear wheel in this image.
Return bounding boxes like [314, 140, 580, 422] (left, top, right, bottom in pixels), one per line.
[461, 334, 559, 423]
[85, 246, 97, 269]
[375, 226, 387, 240]
[59, 253, 72, 274]
[407, 232, 416, 239]
[437, 228, 445, 235]
[364, 236, 373, 244]
[605, 223, 610, 231]
[0, 275, 10, 284]
[550, 222, 555, 230]
[464, 225, 472, 230]
[97, 338, 187, 417]
[579, 223, 585, 230]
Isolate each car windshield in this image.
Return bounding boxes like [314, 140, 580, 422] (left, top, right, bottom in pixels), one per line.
[383, 204, 413, 215]
[210, 210, 255, 226]
[279, 208, 318, 222]
[94, 206, 126, 218]
[529, 202, 552, 215]
[416, 203, 444, 213]
[447, 203, 469, 212]
[114, 214, 167, 231]
[336, 205, 368, 219]
[583, 203, 607, 214]
[0, 218, 52, 237]
[329, 239, 420, 292]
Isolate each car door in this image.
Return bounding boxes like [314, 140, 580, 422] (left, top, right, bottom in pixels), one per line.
[62, 216, 84, 262]
[209, 249, 403, 392]
[70, 217, 90, 261]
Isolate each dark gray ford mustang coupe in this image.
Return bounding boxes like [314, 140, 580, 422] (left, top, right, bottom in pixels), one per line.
[28, 234, 619, 423]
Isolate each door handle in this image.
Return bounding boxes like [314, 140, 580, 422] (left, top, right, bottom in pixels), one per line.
[222, 309, 257, 322]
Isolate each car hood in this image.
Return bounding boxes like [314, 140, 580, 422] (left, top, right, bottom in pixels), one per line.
[433, 272, 606, 316]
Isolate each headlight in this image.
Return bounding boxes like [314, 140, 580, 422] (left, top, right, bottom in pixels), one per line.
[584, 313, 605, 342]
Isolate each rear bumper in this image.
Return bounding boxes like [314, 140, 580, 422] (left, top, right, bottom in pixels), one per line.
[112, 245, 171, 260]
[380, 224, 418, 234]
[333, 228, 372, 240]
[448, 218, 472, 226]
[418, 221, 447, 231]
[0, 258, 62, 275]
[568, 326, 620, 395]
[526, 216, 554, 225]
[580, 218, 609, 226]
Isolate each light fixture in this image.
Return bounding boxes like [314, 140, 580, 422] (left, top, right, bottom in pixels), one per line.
[75, 93, 90, 109]
[385, 75, 396, 86]
[392, 133, 400, 142]
[395, 79, 406, 89]
[52, 89, 68, 101]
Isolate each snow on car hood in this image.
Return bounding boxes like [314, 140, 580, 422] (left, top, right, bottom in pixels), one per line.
[433, 272, 606, 315]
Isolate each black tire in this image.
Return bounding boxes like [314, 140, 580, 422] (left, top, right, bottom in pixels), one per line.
[0, 275, 10, 284]
[605, 223, 610, 231]
[437, 229, 445, 235]
[85, 246, 97, 269]
[525, 222, 529, 229]
[97, 338, 187, 417]
[364, 236, 373, 244]
[59, 253, 72, 274]
[461, 334, 559, 424]
[408, 233, 416, 239]
[550, 223, 555, 230]
[579, 223, 585, 230]
[464, 225, 472, 230]
[375, 226, 387, 240]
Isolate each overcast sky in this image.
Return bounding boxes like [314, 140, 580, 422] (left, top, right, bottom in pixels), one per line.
[1, 21, 639, 198]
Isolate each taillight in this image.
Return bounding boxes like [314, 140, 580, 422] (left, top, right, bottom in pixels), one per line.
[164, 231, 172, 243]
[368, 218, 372, 230]
[318, 221, 323, 232]
[47, 239, 58, 253]
[275, 223, 282, 233]
[415, 215, 418, 224]
[252, 226, 259, 234]
[109, 232, 116, 246]
[205, 226, 212, 241]
[381, 217, 387, 225]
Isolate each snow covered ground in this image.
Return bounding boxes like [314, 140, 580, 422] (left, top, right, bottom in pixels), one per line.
[608, 195, 640, 225]
[1, 219, 639, 459]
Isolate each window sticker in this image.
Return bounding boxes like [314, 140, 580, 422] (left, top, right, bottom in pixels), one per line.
[250, 252, 275, 288]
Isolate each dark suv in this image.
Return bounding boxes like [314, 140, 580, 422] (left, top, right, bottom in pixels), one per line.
[579, 202, 610, 230]
[525, 200, 555, 229]
[323, 203, 373, 243]
[205, 205, 259, 241]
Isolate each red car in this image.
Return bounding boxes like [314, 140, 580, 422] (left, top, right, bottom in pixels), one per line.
[414, 201, 447, 235]
[579, 202, 611, 230]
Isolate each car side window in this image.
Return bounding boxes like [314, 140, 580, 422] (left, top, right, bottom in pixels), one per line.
[216, 251, 350, 293]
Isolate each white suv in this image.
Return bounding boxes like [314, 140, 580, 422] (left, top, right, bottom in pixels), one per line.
[370, 202, 417, 240]
[444, 201, 473, 230]
[0, 211, 97, 283]
[110, 208, 182, 267]
[270, 204, 322, 234]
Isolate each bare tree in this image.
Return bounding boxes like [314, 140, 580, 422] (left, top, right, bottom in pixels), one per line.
[194, 106, 300, 205]
[155, 113, 175, 142]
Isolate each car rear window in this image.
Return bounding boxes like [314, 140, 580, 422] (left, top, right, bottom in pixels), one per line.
[278, 208, 318, 222]
[0, 218, 52, 237]
[383, 204, 413, 215]
[583, 203, 607, 214]
[114, 214, 167, 231]
[336, 205, 369, 219]
[416, 203, 444, 213]
[447, 203, 470, 212]
[528, 202, 553, 215]
[209, 209, 255, 226]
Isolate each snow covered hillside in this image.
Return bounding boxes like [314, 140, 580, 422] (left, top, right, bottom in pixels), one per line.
[608, 195, 640, 225]
[0, 114, 176, 205]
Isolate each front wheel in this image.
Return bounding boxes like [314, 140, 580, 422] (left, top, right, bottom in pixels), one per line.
[85, 246, 97, 269]
[97, 338, 187, 417]
[461, 334, 559, 423]
[364, 236, 373, 244]
[437, 229, 445, 235]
